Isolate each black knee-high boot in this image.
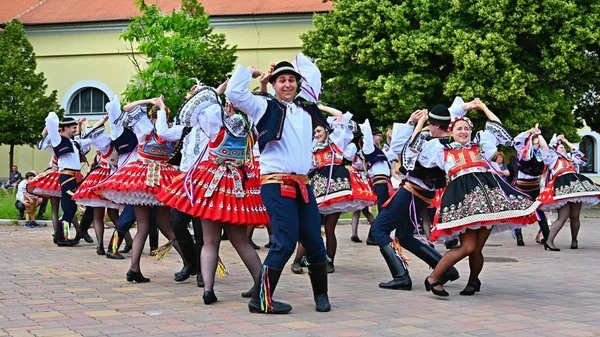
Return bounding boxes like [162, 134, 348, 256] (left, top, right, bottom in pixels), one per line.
[248, 266, 292, 314]
[56, 221, 80, 247]
[106, 230, 125, 259]
[307, 262, 331, 312]
[378, 245, 412, 290]
[538, 217, 550, 243]
[515, 228, 525, 246]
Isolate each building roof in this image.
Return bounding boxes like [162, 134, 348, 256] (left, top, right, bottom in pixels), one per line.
[0, 0, 332, 25]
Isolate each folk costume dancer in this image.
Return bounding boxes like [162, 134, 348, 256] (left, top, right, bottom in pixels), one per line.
[290, 106, 359, 274]
[28, 137, 61, 238]
[158, 84, 269, 305]
[538, 134, 600, 251]
[411, 99, 540, 297]
[96, 96, 183, 282]
[367, 98, 471, 290]
[511, 127, 551, 246]
[343, 138, 377, 243]
[359, 122, 397, 246]
[156, 85, 210, 286]
[72, 116, 121, 255]
[45, 113, 92, 247]
[100, 95, 148, 260]
[227, 60, 331, 314]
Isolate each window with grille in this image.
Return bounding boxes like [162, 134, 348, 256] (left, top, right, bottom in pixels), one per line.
[580, 135, 596, 173]
[68, 87, 109, 115]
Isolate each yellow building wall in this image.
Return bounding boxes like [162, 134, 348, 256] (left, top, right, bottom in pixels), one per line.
[0, 20, 313, 175]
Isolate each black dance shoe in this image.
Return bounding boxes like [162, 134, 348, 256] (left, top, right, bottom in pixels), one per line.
[96, 245, 105, 255]
[174, 265, 192, 282]
[425, 277, 449, 297]
[249, 239, 260, 250]
[291, 262, 303, 274]
[120, 241, 133, 254]
[326, 260, 335, 273]
[56, 239, 80, 247]
[242, 286, 254, 298]
[459, 278, 481, 296]
[106, 251, 124, 259]
[203, 291, 218, 305]
[75, 232, 94, 243]
[570, 240, 578, 249]
[126, 270, 150, 283]
[196, 273, 204, 288]
[544, 243, 561, 251]
[351, 235, 362, 243]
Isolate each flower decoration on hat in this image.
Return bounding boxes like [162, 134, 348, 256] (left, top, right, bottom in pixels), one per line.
[447, 116, 473, 132]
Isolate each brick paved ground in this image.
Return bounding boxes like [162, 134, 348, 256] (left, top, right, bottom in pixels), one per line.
[1, 220, 599, 337]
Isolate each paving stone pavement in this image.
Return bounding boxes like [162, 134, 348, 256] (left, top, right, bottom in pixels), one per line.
[1, 221, 599, 337]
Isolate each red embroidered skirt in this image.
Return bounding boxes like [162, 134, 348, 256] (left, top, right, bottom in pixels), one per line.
[95, 159, 180, 206]
[310, 165, 377, 215]
[156, 160, 269, 226]
[27, 168, 61, 198]
[72, 166, 120, 209]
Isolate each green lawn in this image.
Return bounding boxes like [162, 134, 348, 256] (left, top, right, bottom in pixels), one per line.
[0, 193, 54, 221]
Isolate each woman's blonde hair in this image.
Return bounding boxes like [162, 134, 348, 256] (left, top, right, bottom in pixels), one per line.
[492, 151, 505, 162]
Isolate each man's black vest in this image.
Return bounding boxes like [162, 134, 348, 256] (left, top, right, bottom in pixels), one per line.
[401, 135, 450, 189]
[255, 94, 329, 152]
[112, 128, 138, 155]
[517, 158, 545, 176]
[52, 136, 75, 158]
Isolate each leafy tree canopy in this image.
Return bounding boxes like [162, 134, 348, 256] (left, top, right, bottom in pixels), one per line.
[121, 0, 237, 114]
[0, 20, 62, 171]
[302, 0, 600, 139]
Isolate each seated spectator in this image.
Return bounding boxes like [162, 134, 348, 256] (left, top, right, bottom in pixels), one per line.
[491, 151, 510, 180]
[15, 172, 40, 227]
[2, 166, 23, 196]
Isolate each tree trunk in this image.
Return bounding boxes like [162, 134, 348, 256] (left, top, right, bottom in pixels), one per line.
[9, 144, 14, 176]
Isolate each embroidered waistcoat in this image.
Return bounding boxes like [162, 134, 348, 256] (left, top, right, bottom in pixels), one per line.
[550, 156, 576, 177]
[313, 143, 343, 169]
[444, 145, 489, 180]
[137, 132, 177, 161]
[208, 128, 251, 168]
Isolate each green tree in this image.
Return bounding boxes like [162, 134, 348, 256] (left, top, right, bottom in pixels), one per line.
[121, 0, 237, 113]
[0, 20, 62, 173]
[302, 0, 600, 138]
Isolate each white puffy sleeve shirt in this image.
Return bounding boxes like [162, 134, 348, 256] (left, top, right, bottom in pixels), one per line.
[226, 65, 313, 175]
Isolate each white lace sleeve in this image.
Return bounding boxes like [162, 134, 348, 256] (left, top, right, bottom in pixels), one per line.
[343, 143, 358, 161]
[415, 138, 445, 169]
[328, 112, 354, 150]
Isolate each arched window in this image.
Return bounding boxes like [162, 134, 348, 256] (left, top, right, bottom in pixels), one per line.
[580, 135, 596, 173]
[68, 87, 109, 115]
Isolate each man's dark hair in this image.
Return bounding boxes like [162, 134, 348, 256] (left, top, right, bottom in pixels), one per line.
[25, 172, 36, 179]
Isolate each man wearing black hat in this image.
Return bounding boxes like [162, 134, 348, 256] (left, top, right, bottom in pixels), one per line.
[367, 98, 473, 290]
[227, 61, 333, 314]
[45, 112, 92, 246]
